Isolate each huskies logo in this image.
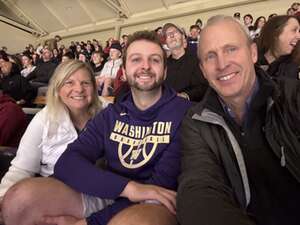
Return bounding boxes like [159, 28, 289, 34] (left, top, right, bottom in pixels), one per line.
[110, 120, 172, 169]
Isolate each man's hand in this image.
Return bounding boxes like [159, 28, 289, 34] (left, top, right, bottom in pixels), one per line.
[41, 215, 86, 225]
[120, 181, 176, 214]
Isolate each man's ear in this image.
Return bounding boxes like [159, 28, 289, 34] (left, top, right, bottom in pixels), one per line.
[122, 67, 127, 81]
[250, 42, 258, 64]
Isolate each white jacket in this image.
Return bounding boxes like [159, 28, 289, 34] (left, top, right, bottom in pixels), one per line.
[100, 58, 122, 79]
[0, 107, 78, 198]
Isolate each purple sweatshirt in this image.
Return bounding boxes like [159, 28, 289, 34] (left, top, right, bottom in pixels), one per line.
[54, 84, 191, 225]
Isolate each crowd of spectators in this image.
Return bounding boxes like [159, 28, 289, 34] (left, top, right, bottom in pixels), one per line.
[0, 2, 299, 145]
[1, 3, 299, 106]
[0, 2, 300, 225]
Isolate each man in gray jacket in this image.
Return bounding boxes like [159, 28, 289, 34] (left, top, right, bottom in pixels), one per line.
[177, 15, 300, 225]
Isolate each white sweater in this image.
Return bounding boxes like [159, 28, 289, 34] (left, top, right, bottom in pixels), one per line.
[100, 58, 122, 79]
[0, 107, 78, 198]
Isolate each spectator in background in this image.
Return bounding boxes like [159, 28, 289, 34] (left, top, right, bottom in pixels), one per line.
[0, 61, 36, 106]
[91, 51, 104, 76]
[35, 43, 43, 56]
[61, 47, 69, 56]
[103, 37, 115, 59]
[44, 35, 61, 51]
[155, 26, 165, 45]
[256, 15, 300, 79]
[0, 50, 9, 64]
[121, 34, 129, 49]
[20, 52, 36, 78]
[233, 12, 241, 20]
[75, 44, 82, 59]
[59, 45, 66, 55]
[162, 23, 208, 101]
[243, 14, 255, 31]
[0, 60, 102, 224]
[61, 51, 75, 63]
[94, 44, 103, 52]
[52, 48, 61, 65]
[85, 43, 93, 60]
[97, 42, 123, 96]
[92, 39, 99, 48]
[26, 47, 57, 87]
[86, 40, 92, 47]
[0, 87, 27, 147]
[293, 3, 300, 16]
[1, 47, 7, 53]
[69, 41, 76, 54]
[268, 13, 278, 19]
[195, 18, 203, 30]
[287, 7, 296, 15]
[187, 24, 200, 55]
[78, 51, 89, 64]
[250, 16, 266, 39]
[31, 53, 39, 66]
[291, 2, 300, 12]
[8, 55, 22, 72]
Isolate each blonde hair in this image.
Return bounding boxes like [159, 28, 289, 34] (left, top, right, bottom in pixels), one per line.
[46, 60, 101, 123]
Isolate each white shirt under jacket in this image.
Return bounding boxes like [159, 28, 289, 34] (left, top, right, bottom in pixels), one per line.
[0, 106, 78, 198]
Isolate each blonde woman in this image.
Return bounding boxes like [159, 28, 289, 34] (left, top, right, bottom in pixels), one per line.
[0, 60, 101, 219]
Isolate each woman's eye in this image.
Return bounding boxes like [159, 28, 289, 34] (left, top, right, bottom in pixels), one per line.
[131, 58, 141, 63]
[64, 81, 73, 86]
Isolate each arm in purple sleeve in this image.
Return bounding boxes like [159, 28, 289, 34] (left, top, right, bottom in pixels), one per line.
[54, 112, 130, 199]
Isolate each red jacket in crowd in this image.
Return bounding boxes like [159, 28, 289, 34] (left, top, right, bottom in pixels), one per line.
[0, 94, 27, 147]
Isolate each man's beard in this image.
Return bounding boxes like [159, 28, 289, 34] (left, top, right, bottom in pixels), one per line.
[127, 70, 164, 92]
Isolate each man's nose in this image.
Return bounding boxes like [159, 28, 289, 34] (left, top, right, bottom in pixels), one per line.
[216, 54, 228, 71]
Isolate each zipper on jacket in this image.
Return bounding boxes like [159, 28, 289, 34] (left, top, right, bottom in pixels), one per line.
[280, 146, 286, 167]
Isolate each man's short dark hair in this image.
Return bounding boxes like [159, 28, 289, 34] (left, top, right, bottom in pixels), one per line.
[268, 13, 278, 19]
[190, 24, 200, 31]
[233, 12, 241, 18]
[22, 51, 33, 60]
[243, 14, 253, 22]
[122, 30, 167, 69]
[154, 27, 162, 33]
[55, 35, 61, 41]
[0, 50, 9, 62]
[63, 51, 75, 59]
[195, 19, 202, 26]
